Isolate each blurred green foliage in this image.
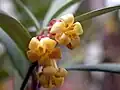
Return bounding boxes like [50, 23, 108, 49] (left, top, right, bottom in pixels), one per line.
[0, 69, 9, 81]
[13, 0, 52, 28]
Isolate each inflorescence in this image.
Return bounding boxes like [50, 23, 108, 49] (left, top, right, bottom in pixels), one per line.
[27, 14, 83, 88]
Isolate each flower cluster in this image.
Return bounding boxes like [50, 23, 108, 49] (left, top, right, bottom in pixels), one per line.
[27, 14, 83, 88]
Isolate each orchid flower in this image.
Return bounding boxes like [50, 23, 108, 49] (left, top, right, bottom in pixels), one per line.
[49, 14, 83, 49]
[27, 37, 61, 66]
[38, 65, 68, 88]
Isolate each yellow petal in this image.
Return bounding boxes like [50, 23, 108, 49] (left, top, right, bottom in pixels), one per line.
[42, 84, 49, 88]
[48, 82, 56, 88]
[43, 66, 57, 75]
[49, 48, 61, 59]
[55, 33, 70, 45]
[38, 74, 48, 85]
[28, 37, 40, 50]
[60, 14, 74, 27]
[52, 76, 64, 87]
[40, 37, 57, 50]
[50, 21, 65, 34]
[55, 68, 68, 77]
[48, 77, 56, 88]
[73, 22, 83, 35]
[38, 54, 52, 66]
[27, 50, 39, 62]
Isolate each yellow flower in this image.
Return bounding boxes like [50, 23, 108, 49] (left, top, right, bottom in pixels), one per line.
[27, 37, 61, 65]
[37, 58, 67, 88]
[27, 37, 44, 62]
[38, 66, 67, 88]
[38, 73, 66, 88]
[50, 14, 83, 49]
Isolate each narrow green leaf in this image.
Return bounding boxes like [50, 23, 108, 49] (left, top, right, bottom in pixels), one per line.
[43, 0, 82, 27]
[15, 0, 40, 31]
[66, 64, 120, 74]
[50, 0, 82, 20]
[75, 5, 120, 22]
[0, 28, 30, 78]
[0, 11, 31, 54]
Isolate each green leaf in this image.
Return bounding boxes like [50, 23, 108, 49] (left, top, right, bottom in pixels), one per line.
[0, 28, 30, 78]
[0, 69, 9, 81]
[15, 0, 40, 31]
[0, 11, 31, 54]
[14, 0, 52, 28]
[43, 0, 81, 27]
[75, 5, 120, 22]
[66, 64, 120, 74]
[50, 0, 82, 21]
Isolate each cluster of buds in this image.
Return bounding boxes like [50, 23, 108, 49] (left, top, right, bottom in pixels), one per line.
[27, 14, 83, 88]
[38, 61, 67, 88]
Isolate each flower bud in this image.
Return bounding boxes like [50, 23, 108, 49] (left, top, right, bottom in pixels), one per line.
[38, 74, 48, 85]
[52, 76, 64, 87]
[27, 50, 39, 62]
[55, 68, 68, 77]
[28, 37, 40, 50]
[43, 66, 57, 75]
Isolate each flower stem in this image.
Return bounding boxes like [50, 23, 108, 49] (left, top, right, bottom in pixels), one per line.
[31, 65, 40, 90]
[20, 62, 37, 90]
[75, 5, 120, 22]
[66, 64, 120, 74]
